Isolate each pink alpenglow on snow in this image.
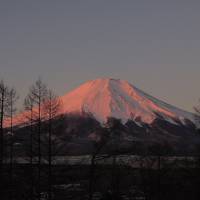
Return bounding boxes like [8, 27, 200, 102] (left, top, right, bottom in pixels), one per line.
[61, 78, 195, 125]
[7, 78, 195, 127]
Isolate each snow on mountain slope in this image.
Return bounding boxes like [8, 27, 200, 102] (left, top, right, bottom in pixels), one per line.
[61, 78, 195, 125]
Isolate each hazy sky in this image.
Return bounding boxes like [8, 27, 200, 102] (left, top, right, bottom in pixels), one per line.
[0, 0, 200, 112]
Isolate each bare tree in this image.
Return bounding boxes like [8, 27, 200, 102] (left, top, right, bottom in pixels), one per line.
[88, 127, 110, 200]
[42, 89, 63, 200]
[6, 87, 18, 200]
[24, 93, 35, 199]
[148, 142, 174, 200]
[194, 100, 200, 198]
[26, 78, 48, 200]
[0, 80, 9, 195]
[105, 117, 124, 199]
[24, 81, 64, 200]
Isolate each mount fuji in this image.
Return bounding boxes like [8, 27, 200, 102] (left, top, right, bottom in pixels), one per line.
[11, 78, 199, 155]
[60, 78, 195, 126]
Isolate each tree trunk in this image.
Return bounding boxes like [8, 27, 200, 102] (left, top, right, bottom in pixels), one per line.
[111, 155, 118, 199]
[0, 90, 5, 196]
[157, 156, 161, 200]
[38, 96, 41, 200]
[9, 97, 13, 200]
[30, 108, 34, 200]
[48, 115, 52, 200]
[89, 155, 96, 200]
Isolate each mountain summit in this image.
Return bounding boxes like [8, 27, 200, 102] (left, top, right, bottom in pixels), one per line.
[61, 78, 195, 125]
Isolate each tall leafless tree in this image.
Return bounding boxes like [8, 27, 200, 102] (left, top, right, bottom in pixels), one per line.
[0, 80, 9, 195]
[148, 142, 173, 200]
[105, 117, 124, 199]
[194, 100, 200, 198]
[42, 89, 62, 200]
[24, 81, 64, 200]
[26, 78, 48, 200]
[88, 126, 110, 200]
[24, 93, 35, 199]
[6, 87, 18, 200]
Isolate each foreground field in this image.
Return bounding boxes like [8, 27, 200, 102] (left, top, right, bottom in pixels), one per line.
[1, 155, 200, 200]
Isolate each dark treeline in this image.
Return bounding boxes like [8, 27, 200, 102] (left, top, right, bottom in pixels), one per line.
[0, 78, 65, 200]
[0, 78, 200, 200]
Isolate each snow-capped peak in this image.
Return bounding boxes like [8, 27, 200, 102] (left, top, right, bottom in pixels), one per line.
[61, 78, 195, 125]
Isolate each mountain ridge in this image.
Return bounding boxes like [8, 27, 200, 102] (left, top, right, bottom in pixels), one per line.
[60, 78, 195, 126]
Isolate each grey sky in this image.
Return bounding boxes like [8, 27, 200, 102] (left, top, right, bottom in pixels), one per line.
[0, 0, 200, 112]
